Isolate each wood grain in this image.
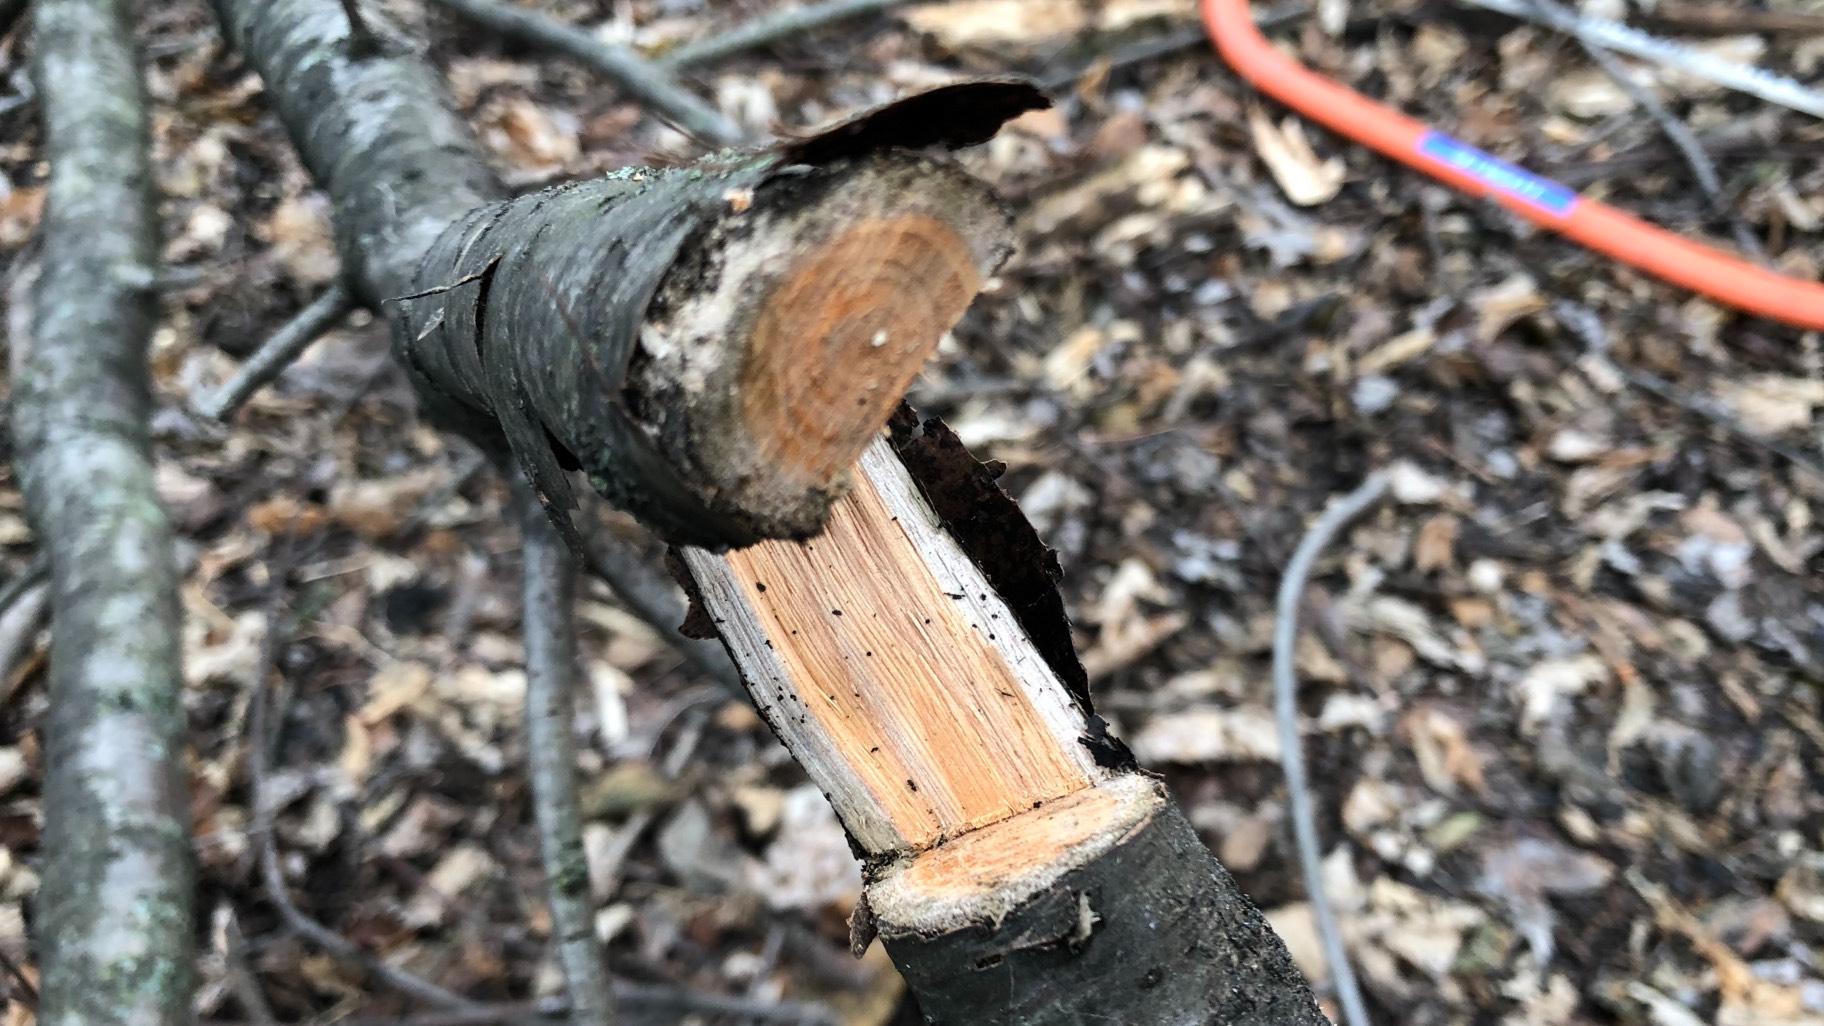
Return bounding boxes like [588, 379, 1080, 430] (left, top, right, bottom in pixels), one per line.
[685, 440, 1103, 854]
[742, 214, 979, 492]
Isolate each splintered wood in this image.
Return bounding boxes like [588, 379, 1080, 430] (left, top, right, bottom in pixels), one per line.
[683, 440, 1104, 855]
[742, 214, 979, 492]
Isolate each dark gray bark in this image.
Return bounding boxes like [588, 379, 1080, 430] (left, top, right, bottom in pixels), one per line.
[393, 84, 1043, 550]
[209, 0, 503, 306]
[14, 0, 195, 1022]
[426, 0, 744, 147]
[517, 483, 616, 1025]
[875, 781, 1328, 1026]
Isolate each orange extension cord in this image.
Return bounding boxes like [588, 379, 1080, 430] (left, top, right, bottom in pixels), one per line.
[1201, 0, 1824, 331]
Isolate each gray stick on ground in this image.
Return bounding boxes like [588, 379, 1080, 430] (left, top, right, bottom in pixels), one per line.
[426, 0, 745, 147]
[516, 483, 617, 1026]
[14, 0, 196, 1022]
[1273, 471, 1389, 1026]
[197, 281, 356, 419]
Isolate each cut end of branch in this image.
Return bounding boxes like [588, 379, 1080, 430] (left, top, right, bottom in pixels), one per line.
[635, 151, 1012, 542]
[866, 774, 1160, 935]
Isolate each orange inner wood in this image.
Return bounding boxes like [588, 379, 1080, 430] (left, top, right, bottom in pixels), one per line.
[724, 466, 1092, 850]
[886, 784, 1147, 899]
[740, 214, 979, 491]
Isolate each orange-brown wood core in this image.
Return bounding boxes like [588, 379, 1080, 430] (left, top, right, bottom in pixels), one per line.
[723, 458, 1095, 850]
[740, 214, 980, 491]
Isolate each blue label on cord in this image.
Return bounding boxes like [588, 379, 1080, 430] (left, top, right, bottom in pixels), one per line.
[1418, 132, 1578, 216]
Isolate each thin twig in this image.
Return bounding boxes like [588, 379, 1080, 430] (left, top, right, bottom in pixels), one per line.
[660, 0, 900, 70]
[425, 0, 745, 147]
[1527, 0, 1764, 261]
[1554, 301, 1824, 485]
[577, 520, 742, 693]
[516, 483, 617, 1026]
[248, 558, 482, 1013]
[197, 282, 356, 420]
[1272, 472, 1388, 1026]
[223, 909, 279, 1026]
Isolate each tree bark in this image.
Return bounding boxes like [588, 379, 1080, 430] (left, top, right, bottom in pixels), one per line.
[14, 0, 196, 1022]
[209, 0, 502, 306]
[392, 140, 1015, 549]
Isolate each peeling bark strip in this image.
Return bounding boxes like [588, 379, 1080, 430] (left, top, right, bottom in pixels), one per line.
[15, 0, 196, 1023]
[395, 146, 1015, 549]
[682, 423, 1327, 1025]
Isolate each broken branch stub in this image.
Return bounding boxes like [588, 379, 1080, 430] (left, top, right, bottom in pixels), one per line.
[677, 414, 1328, 1025]
[394, 81, 1045, 550]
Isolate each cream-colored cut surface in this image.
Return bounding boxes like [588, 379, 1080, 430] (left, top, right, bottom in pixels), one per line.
[688, 440, 1103, 853]
[885, 775, 1151, 899]
[867, 774, 1162, 933]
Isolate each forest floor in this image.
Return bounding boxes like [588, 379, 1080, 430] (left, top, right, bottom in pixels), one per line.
[2, 0, 1823, 1024]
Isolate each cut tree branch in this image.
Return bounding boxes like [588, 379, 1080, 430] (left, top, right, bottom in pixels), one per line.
[208, 0, 1324, 1016]
[516, 482, 616, 1026]
[679, 419, 1328, 1025]
[14, 0, 196, 1022]
[426, 0, 744, 147]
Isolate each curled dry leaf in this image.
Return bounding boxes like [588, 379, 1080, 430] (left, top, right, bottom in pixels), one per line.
[1249, 107, 1346, 206]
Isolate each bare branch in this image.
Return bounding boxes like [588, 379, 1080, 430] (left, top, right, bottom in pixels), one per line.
[515, 483, 617, 1026]
[222, 909, 279, 1026]
[660, 0, 899, 70]
[196, 281, 357, 420]
[575, 520, 741, 692]
[247, 577, 482, 1012]
[16, 0, 196, 1019]
[425, 0, 745, 147]
[1527, 0, 1764, 260]
[1273, 471, 1389, 1026]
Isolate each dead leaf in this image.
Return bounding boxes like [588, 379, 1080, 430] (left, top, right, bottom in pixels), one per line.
[1129, 705, 1282, 763]
[1414, 513, 1458, 573]
[1402, 706, 1486, 794]
[902, 0, 1087, 48]
[1716, 375, 1824, 437]
[1249, 107, 1346, 206]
